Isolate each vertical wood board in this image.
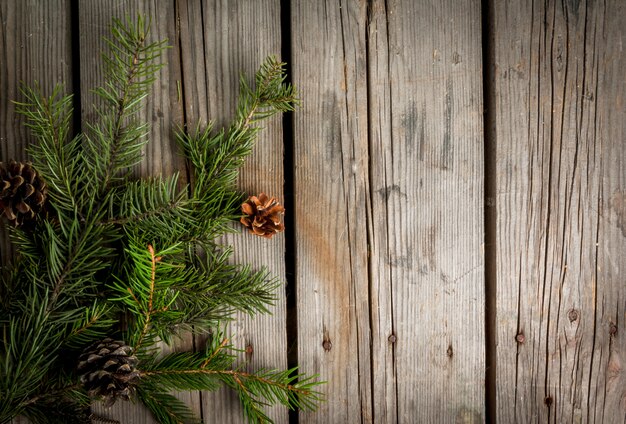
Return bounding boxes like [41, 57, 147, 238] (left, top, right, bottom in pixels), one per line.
[77, 1, 197, 422]
[0, 0, 73, 267]
[493, 0, 626, 422]
[1, 5, 73, 424]
[368, 0, 486, 422]
[178, 0, 288, 422]
[291, 0, 373, 422]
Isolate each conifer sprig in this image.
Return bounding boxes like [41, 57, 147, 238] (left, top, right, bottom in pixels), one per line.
[85, 15, 168, 195]
[138, 335, 322, 423]
[0, 15, 322, 424]
[15, 85, 83, 213]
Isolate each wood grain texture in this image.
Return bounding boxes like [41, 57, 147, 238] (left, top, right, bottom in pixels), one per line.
[0, 2, 72, 422]
[177, 0, 288, 422]
[493, 0, 626, 422]
[0, 0, 73, 266]
[368, 0, 485, 422]
[291, 1, 373, 422]
[77, 1, 198, 422]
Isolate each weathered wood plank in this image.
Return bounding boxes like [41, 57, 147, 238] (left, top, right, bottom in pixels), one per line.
[177, 0, 288, 423]
[0, 2, 72, 423]
[0, 0, 73, 266]
[493, 0, 626, 422]
[291, 1, 372, 422]
[368, 0, 486, 422]
[366, 1, 396, 421]
[77, 1, 199, 422]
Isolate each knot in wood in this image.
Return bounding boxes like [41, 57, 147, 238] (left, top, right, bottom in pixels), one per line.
[515, 332, 525, 344]
[446, 345, 453, 358]
[388, 334, 397, 343]
[322, 340, 332, 351]
[568, 309, 579, 322]
[609, 323, 618, 336]
[245, 344, 254, 355]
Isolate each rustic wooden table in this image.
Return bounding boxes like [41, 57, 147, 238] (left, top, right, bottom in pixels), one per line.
[1, 1, 624, 423]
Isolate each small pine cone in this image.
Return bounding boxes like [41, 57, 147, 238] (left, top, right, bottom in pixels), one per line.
[0, 160, 47, 226]
[77, 338, 140, 406]
[240, 193, 285, 239]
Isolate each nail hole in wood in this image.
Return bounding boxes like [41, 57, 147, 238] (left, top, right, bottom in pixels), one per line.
[544, 396, 553, 407]
[322, 339, 332, 351]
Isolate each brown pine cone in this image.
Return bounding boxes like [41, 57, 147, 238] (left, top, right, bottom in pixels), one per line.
[77, 338, 140, 406]
[240, 193, 285, 239]
[0, 160, 47, 226]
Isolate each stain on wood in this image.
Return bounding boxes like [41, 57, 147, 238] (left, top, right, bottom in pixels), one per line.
[291, 1, 372, 422]
[0, 0, 624, 422]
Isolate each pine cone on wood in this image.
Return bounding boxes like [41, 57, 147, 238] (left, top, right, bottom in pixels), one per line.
[240, 193, 285, 239]
[77, 338, 140, 406]
[0, 160, 47, 226]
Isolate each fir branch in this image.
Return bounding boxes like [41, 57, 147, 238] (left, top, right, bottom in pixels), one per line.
[201, 337, 230, 368]
[2, 15, 322, 424]
[133, 244, 158, 351]
[21, 397, 90, 424]
[15, 84, 84, 212]
[46, 216, 116, 309]
[136, 388, 199, 424]
[169, 248, 279, 329]
[109, 241, 183, 351]
[140, 367, 322, 423]
[62, 302, 116, 349]
[104, 174, 190, 226]
[0, 290, 65, 421]
[138, 337, 323, 423]
[18, 384, 82, 408]
[84, 15, 168, 195]
[177, 56, 299, 198]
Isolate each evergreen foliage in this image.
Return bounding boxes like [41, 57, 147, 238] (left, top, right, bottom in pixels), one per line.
[0, 15, 321, 423]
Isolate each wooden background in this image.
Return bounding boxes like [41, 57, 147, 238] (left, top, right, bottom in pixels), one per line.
[1, 0, 624, 423]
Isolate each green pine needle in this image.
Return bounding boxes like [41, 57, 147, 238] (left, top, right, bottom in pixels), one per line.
[0, 14, 321, 424]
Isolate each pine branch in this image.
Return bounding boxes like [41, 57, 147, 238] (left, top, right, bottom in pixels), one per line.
[136, 388, 199, 424]
[84, 15, 168, 195]
[0, 290, 65, 421]
[169, 247, 279, 329]
[45, 216, 116, 309]
[18, 384, 83, 409]
[133, 244, 158, 351]
[21, 398, 90, 424]
[15, 84, 84, 213]
[138, 338, 323, 423]
[62, 302, 116, 349]
[3, 15, 322, 424]
[177, 56, 299, 198]
[109, 241, 184, 351]
[104, 174, 190, 226]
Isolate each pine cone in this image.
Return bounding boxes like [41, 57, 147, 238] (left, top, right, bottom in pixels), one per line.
[0, 160, 47, 226]
[77, 338, 140, 406]
[240, 193, 285, 239]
